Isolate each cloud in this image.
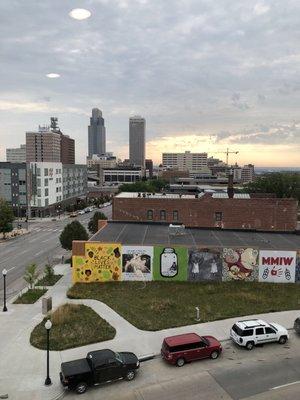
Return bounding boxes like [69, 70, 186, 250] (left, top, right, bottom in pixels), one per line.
[0, 0, 299, 165]
[253, 3, 270, 16]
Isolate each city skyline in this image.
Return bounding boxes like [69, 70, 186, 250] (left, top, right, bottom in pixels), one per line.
[0, 1, 300, 167]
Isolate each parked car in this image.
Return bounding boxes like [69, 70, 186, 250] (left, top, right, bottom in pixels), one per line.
[294, 317, 300, 334]
[60, 349, 140, 394]
[77, 210, 85, 215]
[230, 319, 289, 350]
[161, 333, 222, 367]
[69, 212, 77, 218]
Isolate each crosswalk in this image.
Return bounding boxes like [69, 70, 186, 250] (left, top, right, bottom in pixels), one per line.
[30, 227, 63, 233]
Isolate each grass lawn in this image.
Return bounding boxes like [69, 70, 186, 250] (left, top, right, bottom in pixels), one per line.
[68, 281, 300, 331]
[14, 289, 47, 304]
[36, 275, 63, 286]
[30, 304, 116, 350]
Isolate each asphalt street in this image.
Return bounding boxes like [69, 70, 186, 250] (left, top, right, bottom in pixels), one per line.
[66, 333, 300, 400]
[0, 206, 112, 299]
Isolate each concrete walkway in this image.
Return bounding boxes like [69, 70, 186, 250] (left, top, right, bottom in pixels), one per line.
[0, 264, 299, 400]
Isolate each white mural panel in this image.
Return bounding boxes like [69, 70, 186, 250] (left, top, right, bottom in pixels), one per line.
[259, 250, 296, 283]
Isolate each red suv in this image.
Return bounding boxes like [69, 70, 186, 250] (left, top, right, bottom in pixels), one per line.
[161, 333, 222, 367]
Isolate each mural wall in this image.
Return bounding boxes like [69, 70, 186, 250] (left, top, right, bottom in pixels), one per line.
[258, 250, 297, 283]
[72, 243, 122, 283]
[188, 248, 222, 282]
[72, 243, 300, 284]
[122, 246, 153, 281]
[153, 246, 188, 281]
[222, 248, 259, 281]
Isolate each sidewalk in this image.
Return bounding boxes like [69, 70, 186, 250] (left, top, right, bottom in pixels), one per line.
[0, 264, 299, 400]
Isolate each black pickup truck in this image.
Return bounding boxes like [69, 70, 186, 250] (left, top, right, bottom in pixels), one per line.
[60, 349, 140, 394]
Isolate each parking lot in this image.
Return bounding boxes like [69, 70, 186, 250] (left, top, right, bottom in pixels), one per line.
[92, 222, 300, 250]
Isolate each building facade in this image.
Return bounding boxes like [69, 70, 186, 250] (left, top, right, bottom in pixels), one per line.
[241, 164, 255, 183]
[0, 162, 28, 217]
[29, 162, 87, 216]
[103, 167, 144, 185]
[61, 134, 75, 164]
[113, 192, 298, 232]
[6, 144, 26, 163]
[129, 116, 145, 167]
[162, 151, 208, 173]
[88, 108, 106, 157]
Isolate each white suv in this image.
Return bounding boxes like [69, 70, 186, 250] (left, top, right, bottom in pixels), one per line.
[230, 319, 289, 350]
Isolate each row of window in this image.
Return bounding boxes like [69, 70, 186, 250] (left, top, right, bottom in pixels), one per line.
[146, 210, 223, 222]
[147, 210, 179, 221]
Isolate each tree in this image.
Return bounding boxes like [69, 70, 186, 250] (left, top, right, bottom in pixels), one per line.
[0, 198, 14, 239]
[24, 263, 39, 289]
[59, 220, 89, 250]
[119, 179, 167, 193]
[44, 263, 54, 280]
[244, 173, 300, 201]
[88, 211, 108, 234]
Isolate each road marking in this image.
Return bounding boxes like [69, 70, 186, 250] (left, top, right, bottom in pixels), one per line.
[7, 266, 16, 272]
[271, 381, 300, 390]
[41, 238, 51, 243]
[34, 250, 43, 256]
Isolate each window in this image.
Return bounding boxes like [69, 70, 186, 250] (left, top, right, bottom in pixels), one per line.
[147, 210, 153, 220]
[45, 198, 49, 207]
[45, 188, 49, 196]
[37, 178, 41, 187]
[44, 168, 48, 176]
[265, 327, 276, 334]
[44, 178, 48, 186]
[256, 328, 265, 335]
[160, 210, 166, 220]
[215, 212, 223, 221]
[37, 189, 41, 197]
[36, 168, 41, 176]
[173, 210, 178, 221]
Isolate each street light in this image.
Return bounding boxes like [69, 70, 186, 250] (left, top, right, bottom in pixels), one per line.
[44, 319, 52, 386]
[2, 269, 7, 312]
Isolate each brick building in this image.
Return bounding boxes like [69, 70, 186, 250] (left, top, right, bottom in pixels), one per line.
[112, 192, 298, 232]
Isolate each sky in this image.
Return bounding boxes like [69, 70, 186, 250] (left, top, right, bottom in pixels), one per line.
[0, 0, 300, 167]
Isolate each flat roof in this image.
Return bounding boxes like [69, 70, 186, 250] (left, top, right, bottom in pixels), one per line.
[91, 222, 300, 250]
[164, 333, 201, 347]
[116, 192, 203, 199]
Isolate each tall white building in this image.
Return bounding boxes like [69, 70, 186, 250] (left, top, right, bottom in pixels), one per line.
[162, 151, 208, 173]
[6, 144, 26, 163]
[129, 116, 145, 167]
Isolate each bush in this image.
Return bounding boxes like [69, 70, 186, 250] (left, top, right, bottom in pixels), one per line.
[59, 221, 88, 250]
[24, 263, 39, 289]
[14, 289, 47, 304]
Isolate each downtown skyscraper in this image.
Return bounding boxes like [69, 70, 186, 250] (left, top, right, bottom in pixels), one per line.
[88, 108, 106, 157]
[129, 115, 145, 167]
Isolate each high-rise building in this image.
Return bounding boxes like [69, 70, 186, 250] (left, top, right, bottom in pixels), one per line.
[88, 108, 106, 157]
[26, 118, 75, 164]
[162, 151, 208, 172]
[6, 144, 27, 163]
[241, 164, 255, 183]
[129, 116, 145, 167]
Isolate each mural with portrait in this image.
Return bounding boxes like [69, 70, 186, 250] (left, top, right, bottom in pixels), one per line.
[222, 248, 259, 281]
[122, 246, 153, 281]
[153, 246, 187, 281]
[188, 248, 222, 281]
[258, 250, 296, 283]
[72, 242, 122, 283]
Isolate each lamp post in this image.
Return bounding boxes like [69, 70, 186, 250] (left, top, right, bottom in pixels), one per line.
[2, 269, 7, 312]
[44, 319, 52, 386]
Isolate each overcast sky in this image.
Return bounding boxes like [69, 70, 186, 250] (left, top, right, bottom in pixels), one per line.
[0, 0, 300, 166]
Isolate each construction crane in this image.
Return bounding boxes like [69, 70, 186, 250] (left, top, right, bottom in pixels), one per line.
[210, 148, 239, 166]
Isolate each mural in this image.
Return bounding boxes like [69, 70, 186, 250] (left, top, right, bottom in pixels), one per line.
[222, 248, 259, 281]
[72, 243, 122, 283]
[153, 246, 187, 281]
[188, 248, 222, 281]
[122, 246, 153, 281]
[296, 251, 300, 283]
[259, 250, 296, 283]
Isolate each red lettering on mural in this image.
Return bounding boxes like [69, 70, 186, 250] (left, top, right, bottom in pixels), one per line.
[262, 256, 294, 266]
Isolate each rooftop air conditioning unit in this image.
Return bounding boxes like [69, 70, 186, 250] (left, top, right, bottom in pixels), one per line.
[168, 224, 186, 236]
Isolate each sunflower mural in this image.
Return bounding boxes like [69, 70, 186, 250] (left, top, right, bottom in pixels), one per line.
[72, 243, 122, 283]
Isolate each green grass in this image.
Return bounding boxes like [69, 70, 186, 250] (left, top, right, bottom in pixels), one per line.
[67, 281, 300, 331]
[30, 304, 116, 350]
[14, 289, 47, 304]
[36, 275, 63, 286]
